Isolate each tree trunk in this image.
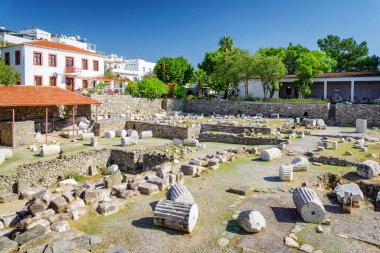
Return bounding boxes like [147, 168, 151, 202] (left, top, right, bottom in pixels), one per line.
[244, 81, 249, 100]
[224, 90, 228, 99]
[197, 81, 202, 99]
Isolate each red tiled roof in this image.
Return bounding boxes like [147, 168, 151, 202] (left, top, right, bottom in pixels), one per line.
[0, 86, 102, 107]
[24, 40, 102, 56]
[284, 71, 380, 79]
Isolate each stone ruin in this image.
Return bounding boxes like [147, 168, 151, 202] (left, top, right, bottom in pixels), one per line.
[292, 187, 325, 223]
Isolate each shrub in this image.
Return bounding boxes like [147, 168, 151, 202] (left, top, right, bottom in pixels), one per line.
[98, 167, 106, 175]
[138, 78, 168, 98]
[173, 84, 187, 98]
[125, 82, 139, 96]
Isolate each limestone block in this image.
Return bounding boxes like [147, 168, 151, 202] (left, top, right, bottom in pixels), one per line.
[127, 129, 138, 137]
[104, 170, 122, 188]
[208, 158, 219, 170]
[14, 225, 46, 245]
[292, 187, 325, 223]
[0, 237, 18, 252]
[104, 130, 116, 138]
[58, 178, 78, 187]
[89, 166, 98, 176]
[28, 199, 49, 216]
[147, 176, 169, 191]
[183, 139, 199, 147]
[0, 149, 13, 159]
[334, 183, 364, 203]
[1, 213, 20, 227]
[166, 184, 194, 204]
[237, 210, 266, 233]
[81, 132, 94, 140]
[357, 160, 380, 179]
[49, 196, 69, 213]
[270, 113, 279, 119]
[156, 163, 172, 178]
[173, 138, 183, 145]
[180, 164, 200, 176]
[106, 164, 119, 175]
[279, 165, 293, 181]
[356, 119, 367, 133]
[51, 220, 70, 232]
[20, 187, 46, 200]
[121, 136, 137, 146]
[97, 200, 118, 215]
[82, 189, 98, 205]
[115, 129, 127, 137]
[153, 200, 198, 233]
[90, 136, 97, 147]
[332, 141, 338, 150]
[138, 182, 159, 195]
[291, 157, 309, 172]
[303, 118, 316, 127]
[260, 147, 282, 161]
[139, 130, 153, 139]
[39, 144, 60, 157]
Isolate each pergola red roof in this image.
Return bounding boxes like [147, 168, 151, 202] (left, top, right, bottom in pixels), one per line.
[0, 85, 102, 107]
[284, 71, 380, 79]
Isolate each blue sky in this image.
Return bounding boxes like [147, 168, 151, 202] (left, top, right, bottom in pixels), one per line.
[1, 0, 379, 66]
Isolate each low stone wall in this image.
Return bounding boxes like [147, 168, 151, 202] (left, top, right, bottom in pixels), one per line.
[93, 118, 128, 136]
[199, 132, 281, 145]
[0, 121, 35, 147]
[125, 121, 201, 140]
[17, 149, 112, 188]
[182, 100, 330, 119]
[200, 124, 273, 135]
[335, 103, 380, 127]
[311, 155, 358, 167]
[0, 175, 18, 193]
[358, 180, 380, 200]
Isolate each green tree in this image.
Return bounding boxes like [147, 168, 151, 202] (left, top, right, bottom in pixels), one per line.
[232, 50, 257, 100]
[218, 36, 235, 52]
[138, 78, 168, 98]
[317, 34, 380, 72]
[191, 69, 209, 99]
[295, 50, 335, 98]
[256, 47, 286, 59]
[0, 59, 20, 85]
[154, 57, 193, 86]
[172, 84, 187, 98]
[125, 82, 138, 96]
[252, 55, 287, 98]
[284, 43, 310, 74]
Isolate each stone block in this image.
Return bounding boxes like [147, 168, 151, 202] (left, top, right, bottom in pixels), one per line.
[106, 164, 119, 175]
[49, 196, 68, 213]
[39, 144, 60, 157]
[334, 183, 364, 203]
[115, 129, 127, 137]
[139, 130, 153, 139]
[14, 224, 46, 245]
[291, 157, 309, 172]
[260, 147, 281, 161]
[104, 130, 116, 138]
[138, 182, 159, 195]
[81, 132, 94, 140]
[82, 190, 98, 205]
[0, 192, 18, 203]
[97, 200, 118, 215]
[51, 220, 70, 233]
[237, 210, 266, 233]
[356, 119, 367, 133]
[180, 164, 200, 176]
[28, 199, 49, 216]
[104, 170, 122, 188]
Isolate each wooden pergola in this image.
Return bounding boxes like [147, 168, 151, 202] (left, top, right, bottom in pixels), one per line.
[0, 85, 102, 148]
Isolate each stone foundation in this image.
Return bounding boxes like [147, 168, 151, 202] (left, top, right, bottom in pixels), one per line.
[0, 121, 35, 147]
[200, 124, 273, 135]
[336, 103, 380, 127]
[199, 132, 281, 145]
[93, 118, 128, 136]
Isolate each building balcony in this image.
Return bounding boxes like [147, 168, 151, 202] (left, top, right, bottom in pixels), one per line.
[65, 66, 82, 74]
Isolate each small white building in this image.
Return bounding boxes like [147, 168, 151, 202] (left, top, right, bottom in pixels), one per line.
[238, 72, 380, 102]
[1, 40, 104, 91]
[104, 54, 156, 82]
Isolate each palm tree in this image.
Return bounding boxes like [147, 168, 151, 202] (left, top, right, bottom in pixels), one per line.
[218, 36, 234, 52]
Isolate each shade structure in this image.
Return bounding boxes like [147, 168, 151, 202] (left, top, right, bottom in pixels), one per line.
[0, 85, 102, 107]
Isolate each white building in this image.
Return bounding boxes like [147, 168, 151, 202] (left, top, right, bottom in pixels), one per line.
[1, 40, 104, 91]
[238, 72, 380, 102]
[104, 54, 156, 82]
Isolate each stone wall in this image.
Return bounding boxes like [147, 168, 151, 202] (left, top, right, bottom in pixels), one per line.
[125, 121, 201, 140]
[93, 118, 128, 136]
[182, 100, 330, 119]
[311, 155, 358, 167]
[200, 124, 274, 135]
[335, 103, 380, 127]
[0, 121, 35, 147]
[17, 149, 112, 188]
[0, 175, 18, 193]
[199, 132, 281, 145]
[88, 95, 167, 118]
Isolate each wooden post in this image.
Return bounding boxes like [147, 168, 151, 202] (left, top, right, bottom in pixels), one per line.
[45, 107, 48, 144]
[95, 105, 98, 124]
[72, 106, 75, 140]
[12, 108, 15, 149]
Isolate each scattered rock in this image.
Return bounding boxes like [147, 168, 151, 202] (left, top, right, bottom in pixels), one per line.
[237, 210, 266, 233]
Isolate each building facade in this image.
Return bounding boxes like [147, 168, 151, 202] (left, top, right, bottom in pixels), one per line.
[1, 40, 104, 91]
[238, 72, 380, 102]
[105, 54, 156, 82]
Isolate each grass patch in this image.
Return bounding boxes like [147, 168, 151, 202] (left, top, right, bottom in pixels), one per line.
[65, 172, 86, 182]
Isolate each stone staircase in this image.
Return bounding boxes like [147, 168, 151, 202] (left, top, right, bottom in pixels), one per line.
[326, 104, 336, 126]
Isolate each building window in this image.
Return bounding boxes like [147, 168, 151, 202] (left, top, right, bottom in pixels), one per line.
[15, 51, 21, 65]
[4, 52, 10, 65]
[33, 52, 42, 65]
[34, 76, 43, 86]
[133, 77, 138, 82]
[65, 57, 74, 67]
[93, 60, 99, 71]
[65, 77, 75, 91]
[48, 54, 57, 67]
[82, 59, 88, 70]
[82, 80, 88, 88]
[49, 76, 57, 86]
[143, 67, 146, 73]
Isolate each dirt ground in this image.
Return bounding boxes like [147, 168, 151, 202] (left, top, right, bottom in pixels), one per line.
[68, 136, 380, 253]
